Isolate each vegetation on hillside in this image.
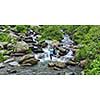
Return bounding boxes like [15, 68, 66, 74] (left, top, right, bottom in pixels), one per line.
[0, 25, 100, 75]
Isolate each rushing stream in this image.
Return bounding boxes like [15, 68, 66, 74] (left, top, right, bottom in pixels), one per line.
[0, 32, 83, 75]
[34, 34, 74, 63]
[21, 33, 82, 75]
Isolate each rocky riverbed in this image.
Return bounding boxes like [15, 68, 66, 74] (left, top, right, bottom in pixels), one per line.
[0, 30, 83, 75]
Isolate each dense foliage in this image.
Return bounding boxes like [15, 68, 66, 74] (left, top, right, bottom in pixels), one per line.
[0, 25, 100, 75]
[72, 25, 100, 75]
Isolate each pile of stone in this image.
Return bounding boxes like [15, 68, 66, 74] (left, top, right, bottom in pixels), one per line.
[48, 62, 66, 70]
[10, 41, 29, 57]
[23, 32, 44, 53]
[19, 54, 39, 66]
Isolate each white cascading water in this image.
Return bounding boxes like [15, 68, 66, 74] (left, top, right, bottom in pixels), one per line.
[32, 33, 74, 63]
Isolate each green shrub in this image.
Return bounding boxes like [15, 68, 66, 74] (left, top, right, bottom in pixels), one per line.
[84, 56, 100, 75]
[0, 33, 11, 42]
[38, 25, 64, 41]
[15, 25, 29, 33]
[0, 53, 7, 62]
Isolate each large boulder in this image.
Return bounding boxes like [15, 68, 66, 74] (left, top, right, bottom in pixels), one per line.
[79, 60, 87, 68]
[55, 62, 66, 68]
[15, 41, 29, 52]
[22, 58, 38, 65]
[48, 62, 66, 69]
[65, 61, 78, 66]
[48, 62, 62, 70]
[19, 54, 35, 63]
[19, 54, 39, 65]
[9, 32, 18, 38]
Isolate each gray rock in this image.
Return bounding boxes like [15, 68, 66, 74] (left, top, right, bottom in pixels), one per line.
[55, 62, 66, 68]
[48, 62, 66, 69]
[4, 58, 15, 63]
[22, 58, 38, 65]
[19, 54, 39, 65]
[19, 54, 35, 62]
[9, 32, 18, 38]
[24, 39, 33, 43]
[7, 69, 17, 74]
[0, 63, 5, 68]
[9, 61, 20, 67]
[65, 72, 76, 75]
[21, 63, 32, 66]
[15, 41, 29, 52]
[48, 62, 55, 67]
[65, 61, 78, 66]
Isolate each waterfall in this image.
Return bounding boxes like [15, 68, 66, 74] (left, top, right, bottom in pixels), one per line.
[34, 34, 74, 63]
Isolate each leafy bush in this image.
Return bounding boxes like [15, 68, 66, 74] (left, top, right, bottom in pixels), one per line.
[0, 25, 100, 75]
[15, 25, 29, 33]
[84, 56, 100, 75]
[72, 25, 100, 74]
[38, 25, 64, 41]
[0, 53, 7, 62]
[0, 33, 11, 42]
